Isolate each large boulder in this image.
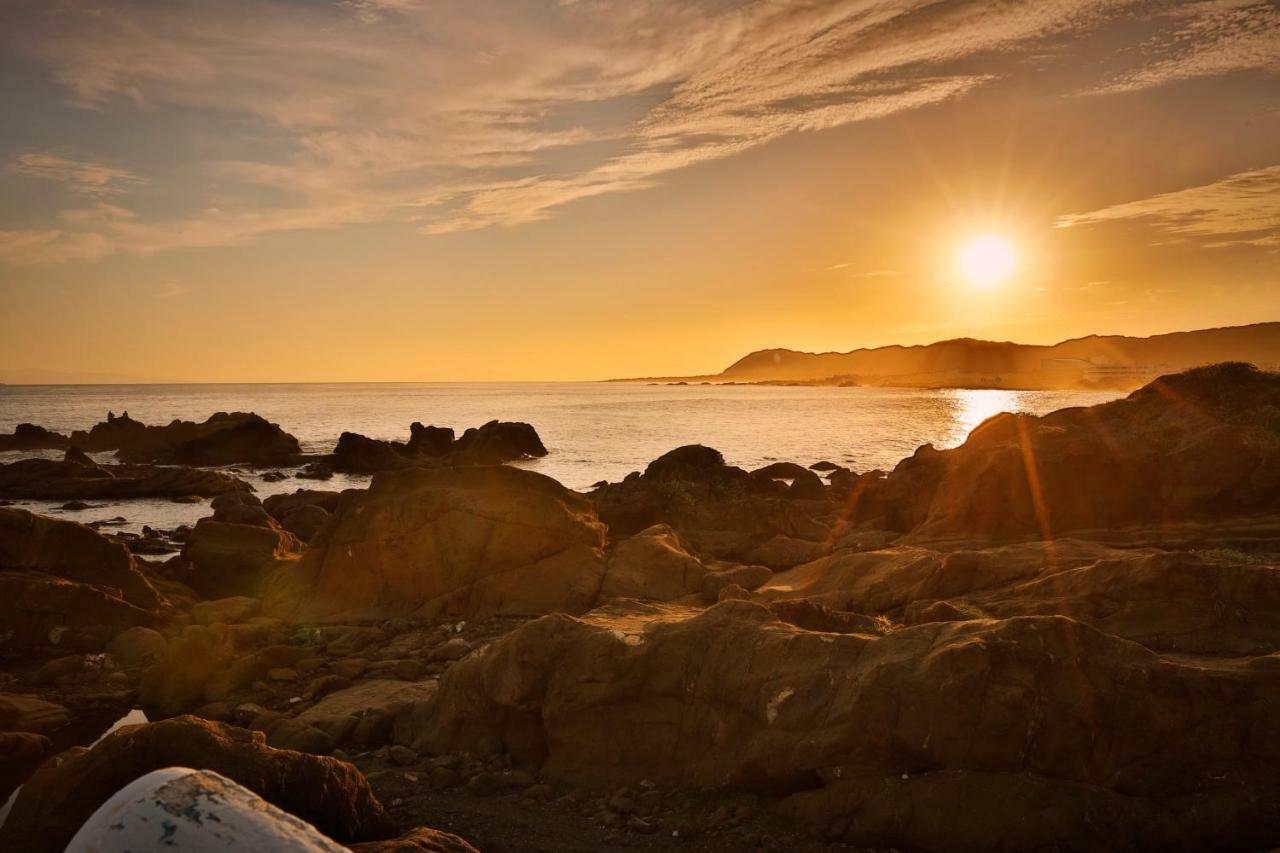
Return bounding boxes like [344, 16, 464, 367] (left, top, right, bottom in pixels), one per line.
[866, 363, 1280, 543]
[0, 454, 250, 500]
[591, 444, 832, 561]
[410, 600, 1280, 852]
[0, 423, 69, 452]
[0, 716, 392, 851]
[179, 519, 303, 599]
[77, 411, 301, 466]
[67, 410, 147, 452]
[332, 421, 549, 474]
[0, 693, 70, 733]
[264, 465, 606, 621]
[599, 524, 705, 601]
[0, 571, 154, 652]
[0, 508, 164, 610]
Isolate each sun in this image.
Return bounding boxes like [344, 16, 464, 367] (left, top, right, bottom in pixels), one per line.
[957, 234, 1018, 289]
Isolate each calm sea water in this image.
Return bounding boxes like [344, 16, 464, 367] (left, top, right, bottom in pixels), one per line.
[0, 382, 1120, 536]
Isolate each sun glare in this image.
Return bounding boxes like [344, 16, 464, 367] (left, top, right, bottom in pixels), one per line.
[957, 234, 1018, 288]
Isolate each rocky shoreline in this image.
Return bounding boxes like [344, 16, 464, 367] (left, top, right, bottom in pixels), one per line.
[1, 362, 1279, 851]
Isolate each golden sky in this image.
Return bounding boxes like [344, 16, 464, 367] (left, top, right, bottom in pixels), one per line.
[1, 0, 1278, 382]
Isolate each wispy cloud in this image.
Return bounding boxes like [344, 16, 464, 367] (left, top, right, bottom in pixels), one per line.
[1092, 0, 1280, 93]
[1055, 165, 1280, 247]
[3, 0, 1250, 265]
[10, 152, 144, 196]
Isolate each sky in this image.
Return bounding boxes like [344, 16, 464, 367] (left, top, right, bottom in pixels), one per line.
[0, 0, 1277, 382]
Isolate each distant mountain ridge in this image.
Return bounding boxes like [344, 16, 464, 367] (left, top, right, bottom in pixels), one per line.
[628, 322, 1280, 390]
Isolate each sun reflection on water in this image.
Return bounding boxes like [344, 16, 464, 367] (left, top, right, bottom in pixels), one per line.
[947, 388, 1021, 447]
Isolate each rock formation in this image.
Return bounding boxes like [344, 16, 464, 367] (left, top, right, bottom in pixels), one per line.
[332, 420, 548, 473]
[859, 362, 1280, 543]
[0, 449, 251, 500]
[0, 424, 69, 452]
[265, 465, 606, 621]
[70, 411, 301, 466]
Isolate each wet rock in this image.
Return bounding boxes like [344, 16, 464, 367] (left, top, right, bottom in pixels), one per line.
[0, 716, 392, 851]
[296, 461, 336, 481]
[210, 491, 276, 527]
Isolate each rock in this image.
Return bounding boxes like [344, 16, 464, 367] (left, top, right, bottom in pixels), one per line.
[0, 571, 154, 652]
[191, 595, 263, 626]
[767, 599, 880, 634]
[264, 466, 607, 621]
[107, 626, 168, 668]
[333, 420, 548, 473]
[261, 470, 288, 482]
[0, 423, 69, 452]
[0, 693, 70, 733]
[296, 461, 336, 481]
[138, 624, 234, 715]
[349, 825, 480, 852]
[98, 411, 302, 467]
[59, 500, 92, 511]
[809, 461, 841, 471]
[406, 423, 455, 457]
[591, 444, 832, 563]
[786, 469, 827, 500]
[449, 420, 547, 464]
[0, 716, 392, 851]
[428, 638, 472, 662]
[66, 410, 147, 452]
[0, 456, 250, 501]
[180, 520, 302, 599]
[409, 600, 1280, 851]
[867, 363, 1280, 543]
[334, 432, 413, 474]
[210, 491, 276, 527]
[279, 503, 330, 543]
[701, 563, 773, 600]
[389, 745, 419, 766]
[716, 583, 752, 601]
[267, 667, 298, 682]
[193, 701, 233, 722]
[745, 534, 828, 569]
[0, 731, 53, 776]
[296, 679, 437, 747]
[600, 524, 705, 602]
[261, 717, 336, 754]
[263, 488, 343, 519]
[0, 509, 164, 610]
[751, 462, 812, 480]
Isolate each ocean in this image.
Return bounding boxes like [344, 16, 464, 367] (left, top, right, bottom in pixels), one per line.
[0, 382, 1121, 536]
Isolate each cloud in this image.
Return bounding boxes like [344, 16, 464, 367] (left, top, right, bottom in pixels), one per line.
[1055, 165, 1280, 247]
[1092, 0, 1280, 93]
[0, 0, 1176, 264]
[9, 152, 144, 196]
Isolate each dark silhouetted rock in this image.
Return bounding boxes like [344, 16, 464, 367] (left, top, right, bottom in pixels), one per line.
[0, 423, 69, 452]
[406, 423, 455, 457]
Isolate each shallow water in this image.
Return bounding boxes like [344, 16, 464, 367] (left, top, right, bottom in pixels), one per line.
[0, 381, 1120, 533]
